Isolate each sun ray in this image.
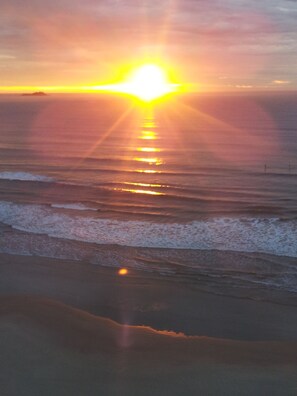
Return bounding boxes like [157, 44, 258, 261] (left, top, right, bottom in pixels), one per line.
[92, 64, 179, 102]
[64, 105, 134, 179]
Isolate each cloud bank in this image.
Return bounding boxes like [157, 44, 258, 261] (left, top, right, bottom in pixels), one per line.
[0, 0, 296, 89]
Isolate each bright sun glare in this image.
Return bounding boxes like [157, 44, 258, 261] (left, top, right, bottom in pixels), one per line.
[96, 64, 178, 101]
[124, 64, 176, 101]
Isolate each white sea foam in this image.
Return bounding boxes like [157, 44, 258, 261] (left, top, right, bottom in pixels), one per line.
[0, 201, 296, 257]
[51, 203, 97, 211]
[0, 172, 54, 182]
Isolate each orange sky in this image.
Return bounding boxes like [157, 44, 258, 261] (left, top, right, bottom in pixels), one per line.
[0, 0, 296, 92]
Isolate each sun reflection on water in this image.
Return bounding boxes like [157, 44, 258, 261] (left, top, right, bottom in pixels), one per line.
[115, 110, 165, 195]
[143, 120, 157, 128]
[137, 147, 161, 152]
[140, 131, 157, 140]
[136, 169, 160, 174]
[114, 188, 164, 196]
[133, 157, 163, 165]
[123, 182, 163, 188]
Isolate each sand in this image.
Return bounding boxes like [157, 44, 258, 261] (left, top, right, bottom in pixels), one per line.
[1, 252, 297, 395]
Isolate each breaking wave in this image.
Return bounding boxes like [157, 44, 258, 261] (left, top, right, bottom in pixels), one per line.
[0, 201, 296, 257]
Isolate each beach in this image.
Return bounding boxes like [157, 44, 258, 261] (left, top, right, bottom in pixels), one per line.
[0, 93, 297, 394]
[1, 0, 297, 390]
[1, 252, 297, 395]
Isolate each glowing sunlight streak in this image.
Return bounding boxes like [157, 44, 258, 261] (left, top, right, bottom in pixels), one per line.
[172, 99, 276, 164]
[123, 182, 164, 188]
[91, 64, 179, 102]
[114, 188, 164, 196]
[136, 169, 160, 174]
[143, 120, 157, 128]
[133, 157, 163, 165]
[137, 147, 161, 152]
[68, 105, 134, 174]
[140, 131, 157, 140]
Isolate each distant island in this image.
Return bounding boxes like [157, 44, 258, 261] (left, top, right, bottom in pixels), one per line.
[22, 91, 47, 96]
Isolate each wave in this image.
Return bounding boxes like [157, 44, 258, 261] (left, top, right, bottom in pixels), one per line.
[1, 228, 297, 296]
[0, 172, 54, 182]
[51, 203, 97, 211]
[0, 201, 296, 257]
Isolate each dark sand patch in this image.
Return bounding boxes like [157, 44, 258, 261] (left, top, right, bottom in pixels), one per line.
[1, 295, 297, 396]
[1, 253, 297, 341]
[1, 253, 297, 395]
[1, 295, 297, 365]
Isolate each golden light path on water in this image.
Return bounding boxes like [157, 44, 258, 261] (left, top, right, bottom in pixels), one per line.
[114, 108, 164, 195]
[123, 182, 164, 188]
[89, 64, 180, 101]
[114, 188, 164, 196]
[136, 169, 160, 174]
[137, 147, 161, 152]
[140, 132, 157, 140]
[133, 157, 163, 165]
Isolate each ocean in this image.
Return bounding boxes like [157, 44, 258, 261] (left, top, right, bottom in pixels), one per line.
[0, 92, 296, 295]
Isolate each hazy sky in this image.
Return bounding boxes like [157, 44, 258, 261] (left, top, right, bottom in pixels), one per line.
[0, 0, 296, 91]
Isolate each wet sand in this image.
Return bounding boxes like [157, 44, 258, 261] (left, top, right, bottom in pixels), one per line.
[1, 253, 297, 395]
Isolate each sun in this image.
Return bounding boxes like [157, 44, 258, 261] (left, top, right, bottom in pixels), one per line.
[94, 64, 178, 101]
[123, 64, 176, 101]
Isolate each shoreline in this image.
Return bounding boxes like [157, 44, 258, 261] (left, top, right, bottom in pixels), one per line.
[1, 300, 297, 396]
[1, 252, 297, 395]
[2, 295, 297, 364]
[1, 234, 297, 304]
[1, 252, 297, 340]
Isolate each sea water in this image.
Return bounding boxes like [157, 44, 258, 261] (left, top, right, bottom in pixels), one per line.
[0, 92, 296, 293]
